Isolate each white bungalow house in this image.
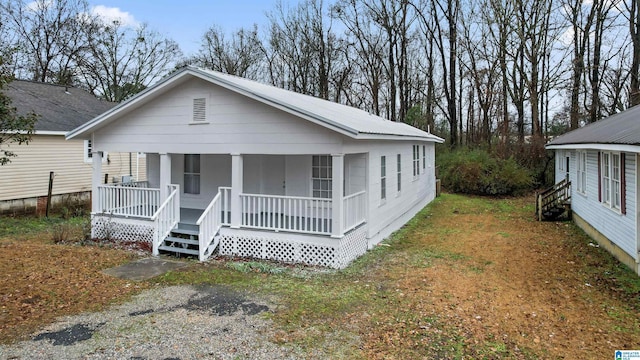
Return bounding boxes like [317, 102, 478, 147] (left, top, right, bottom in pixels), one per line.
[66, 67, 443, 268]
[546, 105, 640, 276]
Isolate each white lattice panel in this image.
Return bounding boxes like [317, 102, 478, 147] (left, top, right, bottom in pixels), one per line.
[218, 226, 368, 269]
[92, 216, 154, 244]
[336, 225, 367, 268]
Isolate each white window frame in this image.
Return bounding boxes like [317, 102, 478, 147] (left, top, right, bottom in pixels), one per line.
[422, 145, 426, 170]
[601, 151, 621, 211]
[397, 154, 402, 194]
[413, 145, 420, 180]
[184, 154, 201, 195]
[380, 155, 386, 202]
[558, 151, 564, 171]
[577, 151, 586, 195]
[312, 155, 332, 199]
[84, 140, 107, 163]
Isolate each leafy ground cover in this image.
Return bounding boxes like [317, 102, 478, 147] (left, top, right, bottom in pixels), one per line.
[1, 194, 639, 358]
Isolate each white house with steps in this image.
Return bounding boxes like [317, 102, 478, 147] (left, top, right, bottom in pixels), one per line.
[66, 67, 443, 268]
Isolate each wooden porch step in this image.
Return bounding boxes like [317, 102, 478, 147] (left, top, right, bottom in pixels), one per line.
[171, 228, 199, 237]
[158, 244, 199, 256]
[164, 236, 199, 246]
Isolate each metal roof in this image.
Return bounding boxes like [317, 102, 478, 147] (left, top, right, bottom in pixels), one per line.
[67, 67, 444, 142]
[4, 80, 117, 132]
[547, 105, 640, 147]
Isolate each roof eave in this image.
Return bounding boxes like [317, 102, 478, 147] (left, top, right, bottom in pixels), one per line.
[546, 143, 640, 152]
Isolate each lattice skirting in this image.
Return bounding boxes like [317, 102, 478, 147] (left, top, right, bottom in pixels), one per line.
[92, 215, 154, 244]
[219, 226, 367, 269]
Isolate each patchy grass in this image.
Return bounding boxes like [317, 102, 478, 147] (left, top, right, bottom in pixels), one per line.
[0, 215, 148, 343]
[2, 194, 640, 359]
[158, 193, 640, 358]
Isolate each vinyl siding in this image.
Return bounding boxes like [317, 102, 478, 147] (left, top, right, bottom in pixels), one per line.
[0, 135, 146, 201]
[367, 141, 436, 242]
[94, 78, 343, 155]
[570, 149, 637, 260]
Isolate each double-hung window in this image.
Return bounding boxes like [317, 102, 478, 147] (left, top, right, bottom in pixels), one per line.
[600, 151, 623, 212]
[184, 154, 200, 194]
[84, 140, 107, 163]
[397, 154, 402, 193]
[381, 156, 386, 201]
[312, 155, 332, 198]
[577, 151, 586, 194]
[413, 145, 420, 179]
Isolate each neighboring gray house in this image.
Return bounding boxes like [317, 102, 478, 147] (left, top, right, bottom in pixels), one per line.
[0, 81, 145, 215]
[66, 66, 444, 268]
[546, 105, 640, 276]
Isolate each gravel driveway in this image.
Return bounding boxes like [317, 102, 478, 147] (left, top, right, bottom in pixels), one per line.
[0, 285, 306, 359]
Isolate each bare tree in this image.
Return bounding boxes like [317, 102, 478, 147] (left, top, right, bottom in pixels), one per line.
[2, 0, 90, 84]
[196, 25, 263, 78]
[76, 20, 182, 102]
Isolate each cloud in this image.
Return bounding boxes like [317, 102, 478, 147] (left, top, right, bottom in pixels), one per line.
[91, 5, 139, 27]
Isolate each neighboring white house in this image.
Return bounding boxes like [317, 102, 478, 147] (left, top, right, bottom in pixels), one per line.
[66, 67, 444, 268]
[546, 105, 640, 276]
[0, 80, 146, 215]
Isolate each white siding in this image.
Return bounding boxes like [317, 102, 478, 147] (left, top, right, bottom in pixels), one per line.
[0, 135, 146, 201]
[366, 141, 435, 244]
[94, 78, 343, 155]
[570, 150, 637, 260]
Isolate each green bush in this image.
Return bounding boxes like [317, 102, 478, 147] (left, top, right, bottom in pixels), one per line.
[438, 149, 532, 196]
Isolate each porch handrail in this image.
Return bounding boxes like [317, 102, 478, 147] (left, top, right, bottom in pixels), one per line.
[119, 180, 149, 188]
[343, 190, 366, 233]
[196, 191, 222, 261]
[240, 192, 332, 235]
[151, 184, 180, 256]
[96, 184, 160, 218]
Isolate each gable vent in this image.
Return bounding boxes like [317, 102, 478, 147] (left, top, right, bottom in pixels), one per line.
[193, 98, 206, 122]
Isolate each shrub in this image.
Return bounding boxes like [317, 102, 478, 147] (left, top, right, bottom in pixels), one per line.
[438, 149, 532, 196]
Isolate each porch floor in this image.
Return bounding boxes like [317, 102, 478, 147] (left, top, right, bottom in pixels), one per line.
[180, 208, 204, 225]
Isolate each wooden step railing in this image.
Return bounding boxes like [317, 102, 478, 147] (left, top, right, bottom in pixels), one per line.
[536, 178, 571, 220]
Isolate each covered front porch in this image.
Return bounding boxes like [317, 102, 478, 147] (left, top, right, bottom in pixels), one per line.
[89, 152, 368, 268]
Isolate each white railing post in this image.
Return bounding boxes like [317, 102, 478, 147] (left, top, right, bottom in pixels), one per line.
[230, 154, 243, 228]
[331, 154, 344, 238]
[91, 150, 103, 213]
[159, 153, 172, 200]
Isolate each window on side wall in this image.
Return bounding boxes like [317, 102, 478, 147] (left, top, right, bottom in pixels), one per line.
[184, 154, 200, 194]
[312, 155, 332, 198]
[600, 151, 624, 212]
[381, 156, 386, 201]
[577, 151, 586, 194]
[397, 154, 401, 194]
[413, 145, 419, 179]
[84, 140, 107, 163]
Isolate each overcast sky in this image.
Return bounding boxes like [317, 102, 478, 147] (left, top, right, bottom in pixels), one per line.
[87, 1, 292, 56]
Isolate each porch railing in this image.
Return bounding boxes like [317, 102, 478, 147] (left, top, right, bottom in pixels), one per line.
[152, 184, 180, 256]
[95, 184, 160, 218]
[119, 180, 149, 188]
[343, 190, 366, 232]
[240, 193, 333, 234]
[196, 191, 223, 261]
[219, 187, 232, 225]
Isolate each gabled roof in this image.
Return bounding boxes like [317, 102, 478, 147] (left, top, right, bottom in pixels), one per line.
[5, 80, 117, 133]
[547, 105, 640, 148]
[67, 66, 444, 142]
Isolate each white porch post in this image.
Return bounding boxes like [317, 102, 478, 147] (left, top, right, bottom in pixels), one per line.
[332, 154, 344, 238]
[159, 153, 172, 200]
[230, 153, 243, 228]
[91, 151, 103, 212]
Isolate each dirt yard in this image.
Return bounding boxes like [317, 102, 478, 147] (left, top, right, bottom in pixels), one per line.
[356, 194, 640, 359]
[1, 194, 639, 359]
